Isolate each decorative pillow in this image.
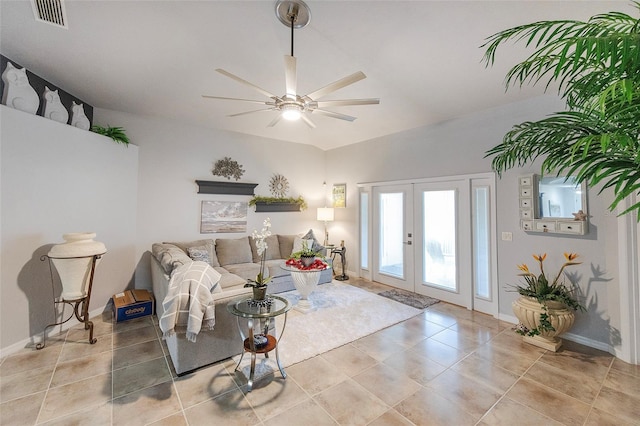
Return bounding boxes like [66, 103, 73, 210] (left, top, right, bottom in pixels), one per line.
[249, 234, 281, 262]
[163, 239, 219, 267]
[291, 236, 315, 255]
[187, 246, 211, 266]
[152, 243, 192, 275]
[215, 237, 252, 266]
[302, 229, 325, 253]
[278, 235, 297, 259]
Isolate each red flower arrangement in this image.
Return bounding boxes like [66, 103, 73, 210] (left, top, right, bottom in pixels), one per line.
[285, 257, 329, 271]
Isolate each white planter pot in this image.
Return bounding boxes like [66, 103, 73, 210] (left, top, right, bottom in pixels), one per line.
[512, 296, 575, 351]
[48, 233, 106, 301]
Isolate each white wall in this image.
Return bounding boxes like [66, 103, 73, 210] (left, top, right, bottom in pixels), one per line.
[1, 106, 138, 351]
[94, 109, 331, 289]
[324, 95, 623, 350]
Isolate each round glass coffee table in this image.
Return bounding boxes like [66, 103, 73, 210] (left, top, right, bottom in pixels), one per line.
[227, 295, 291, 391]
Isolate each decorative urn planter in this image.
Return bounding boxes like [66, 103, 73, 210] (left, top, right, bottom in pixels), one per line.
[512, 296, 575, 351]
[48, 233, 106, 301]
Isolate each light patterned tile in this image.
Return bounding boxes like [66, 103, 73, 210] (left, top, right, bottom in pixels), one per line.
[147, 412, 188, 426]
[383, 347, 447, 385]
[113, 324, 158, 349]
[112, 357, 171, 398]
[0, 345, 62, 377]
[112, 381, 182, 425]
[603, 367, 640, 397]
[593, 385, 640, 423]
[368, 409, 414, 426]
[430, 328, 482, 352]
[242, 376, 309, 421]
[264, 399, 337, 425]
[50, 350, 112, 388]
[478, 397, 563, 426]
[113, 338, 164, 370]
[410, 337, 468, 367]
[286, 355, 349, 395]
[58, 333, 113, 363]
[174, 362, 239, 408]
[395, 387, 476, 426]
[320, 343, 378, 377]
[39, 401, 111, 426]
[0, 391, 45, 426]
[506, 378, 590, 426]
[38, 373, 112, 423]
[584, 406, 637, 426]
[314, 379, 389, 425]
[353, 363, 421, 406]
[452, 354, 519, 393]
[184, 388, 259, 426]
[0, 364, 54, 403]
[524, 359, 602, 404]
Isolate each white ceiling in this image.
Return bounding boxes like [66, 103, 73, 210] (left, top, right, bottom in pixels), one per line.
[1, 1, 632, 150]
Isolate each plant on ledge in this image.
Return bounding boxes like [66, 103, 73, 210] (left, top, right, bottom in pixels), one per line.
[511, 252, 586, 338]
[248, 195, 307, 210]
[90, 125, 130, 145]
[482, 4, 640, 220]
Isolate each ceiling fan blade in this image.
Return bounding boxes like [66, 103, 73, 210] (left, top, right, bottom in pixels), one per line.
[216, 68, 279, 100]
[304, 71, 367, 100]
[312, 98, 380, 107]
[202, 95, 276, 106]
[284, 55, 297, 98]
[228, 108, 276, 117]
[313, 109, 357, 122]
[267, 114, 282, 127]
[300, 114, 317, 128]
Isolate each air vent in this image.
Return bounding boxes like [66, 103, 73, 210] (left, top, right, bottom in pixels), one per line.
[31, 0, 68, 29]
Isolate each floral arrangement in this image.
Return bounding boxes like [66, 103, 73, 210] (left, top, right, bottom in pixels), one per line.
[285, 256, 329, 271]
[244, 218, 272, 288]
[512, 252, 585, 336]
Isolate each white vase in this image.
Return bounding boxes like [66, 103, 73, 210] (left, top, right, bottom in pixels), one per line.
[48, 233, 106, 301]
[512, 296, 575, 351]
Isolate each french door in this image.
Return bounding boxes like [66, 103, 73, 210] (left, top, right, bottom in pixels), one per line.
[363, 174, 497, 314]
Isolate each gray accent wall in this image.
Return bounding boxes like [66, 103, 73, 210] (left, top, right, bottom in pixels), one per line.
[1, 105, 138, 351]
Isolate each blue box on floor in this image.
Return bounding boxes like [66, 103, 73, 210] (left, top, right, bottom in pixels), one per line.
[113, 289, 154, 322]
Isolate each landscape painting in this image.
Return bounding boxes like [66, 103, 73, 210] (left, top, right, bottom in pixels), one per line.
[200, 201, 248, 233]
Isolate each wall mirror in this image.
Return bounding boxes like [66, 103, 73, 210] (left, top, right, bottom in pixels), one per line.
[518, 174, 588, 235]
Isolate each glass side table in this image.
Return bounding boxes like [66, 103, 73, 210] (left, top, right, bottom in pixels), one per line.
[227, 295, 291, 392]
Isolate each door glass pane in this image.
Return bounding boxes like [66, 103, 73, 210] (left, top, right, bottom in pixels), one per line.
[378, 192, 404, 278]
[360, 192, 369, 269]
[474, 187, 491, 299]
[422, 190, 456, 290]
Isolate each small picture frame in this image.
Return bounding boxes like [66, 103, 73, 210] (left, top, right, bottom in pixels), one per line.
[332, 183, 346, 208]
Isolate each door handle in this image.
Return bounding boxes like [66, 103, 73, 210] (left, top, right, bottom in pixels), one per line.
[403, 241, 412, 245]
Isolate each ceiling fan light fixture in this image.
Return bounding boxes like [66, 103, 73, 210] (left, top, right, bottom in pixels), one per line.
[282, 104, 302, 121]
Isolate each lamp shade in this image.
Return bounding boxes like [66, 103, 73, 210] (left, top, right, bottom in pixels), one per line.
[317, 207, 334, 222]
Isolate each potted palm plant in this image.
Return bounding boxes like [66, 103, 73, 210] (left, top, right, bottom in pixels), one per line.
[482, 5, 640, 220]
[511, 252, 586, 351]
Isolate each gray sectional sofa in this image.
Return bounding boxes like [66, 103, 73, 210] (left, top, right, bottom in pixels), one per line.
[150, 234, 332, 375]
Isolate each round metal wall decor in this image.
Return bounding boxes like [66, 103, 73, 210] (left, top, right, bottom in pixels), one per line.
[269, 174, 290, 198]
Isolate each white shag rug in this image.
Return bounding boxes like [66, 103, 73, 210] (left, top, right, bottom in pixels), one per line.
[232, 281, 421, 380]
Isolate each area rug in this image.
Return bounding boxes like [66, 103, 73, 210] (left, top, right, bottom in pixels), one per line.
[232, 281, 421, 378]
[378, 289, 440, 309]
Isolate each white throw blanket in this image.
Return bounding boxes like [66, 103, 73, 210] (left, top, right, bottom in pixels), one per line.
[159, 261, 222, 342]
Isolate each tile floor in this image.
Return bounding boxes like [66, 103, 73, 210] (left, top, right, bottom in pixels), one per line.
[1, 278, 639, 425]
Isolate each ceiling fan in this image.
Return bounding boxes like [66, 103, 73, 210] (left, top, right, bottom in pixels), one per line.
[202, 0, 379, 128]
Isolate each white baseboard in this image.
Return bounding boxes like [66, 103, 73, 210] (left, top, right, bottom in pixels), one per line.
[498, 313, 518, 324]
[0, 304, 108, 359]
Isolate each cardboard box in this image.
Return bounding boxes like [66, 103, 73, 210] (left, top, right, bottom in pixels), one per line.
[113, 289, 154, 322]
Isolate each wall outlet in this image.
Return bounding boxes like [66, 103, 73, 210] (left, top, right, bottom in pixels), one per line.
[501, 232, 513, 241]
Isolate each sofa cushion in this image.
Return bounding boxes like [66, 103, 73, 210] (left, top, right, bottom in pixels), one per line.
[163, 239, 220, 267]
[224, 262, 262, 281]
[215, 237, 252, 266]
[278, 235, 297, 259]
[152, 243, 192, 275]
[213, 267, 247, 289]
[187, 246, 211, 266]
[264, 259, 288, 279]
[249, 234, 281, 263]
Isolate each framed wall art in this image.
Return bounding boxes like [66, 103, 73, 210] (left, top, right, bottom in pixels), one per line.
[332, 183, 346, 208]
[200, 201, 247, 233]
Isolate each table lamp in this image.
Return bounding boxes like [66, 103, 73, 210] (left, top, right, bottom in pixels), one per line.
[316, 207, 334, 246]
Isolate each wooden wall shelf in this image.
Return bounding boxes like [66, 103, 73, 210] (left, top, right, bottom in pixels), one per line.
[196, 180, 258, 195]
[253, 202, 302, 212]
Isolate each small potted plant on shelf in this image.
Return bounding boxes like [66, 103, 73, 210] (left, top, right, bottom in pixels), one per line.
[510, 252, 586, 351]
[244, 218, 272, 300]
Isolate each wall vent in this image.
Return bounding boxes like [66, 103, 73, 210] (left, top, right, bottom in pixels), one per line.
[31, 0, 68, 29]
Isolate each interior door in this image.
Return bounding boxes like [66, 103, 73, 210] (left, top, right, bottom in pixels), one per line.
[372, 185, 414, 291]
[413, 180, 472, 308]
